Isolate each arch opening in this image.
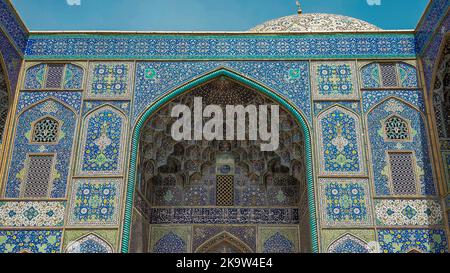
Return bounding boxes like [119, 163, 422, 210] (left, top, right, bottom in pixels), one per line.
[0, 61, 9, 146]
[122, 69, 317, 253]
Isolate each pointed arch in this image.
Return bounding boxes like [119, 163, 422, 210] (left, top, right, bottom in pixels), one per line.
[196, 231, 253, 253]
[152, 232, 186, 253]
[360, 61, 418, 89]
[366, 96, 437, 196]
[23, 62, 85, 90]
[316, 105, 365, 176]
[0, 56, 11, 146]
[263, 232, 296, 253]
[17, 97, 78, 117]
[382, 114, 412, 142]
[29, 115, 61, 144]
[327, 233, 370, 253]
[121, 68, 318, 253]
[65, 233, 114, 253]
[76, 104, 128, 176]
[366, 95, 425, 117]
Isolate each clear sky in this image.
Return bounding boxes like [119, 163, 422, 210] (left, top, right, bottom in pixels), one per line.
[11, 0, 430, 31]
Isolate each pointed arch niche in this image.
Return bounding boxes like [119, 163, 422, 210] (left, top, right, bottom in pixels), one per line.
[196, 232, 253, 253]
[0, 56, 10, 147]
[123, 68, 318, 253]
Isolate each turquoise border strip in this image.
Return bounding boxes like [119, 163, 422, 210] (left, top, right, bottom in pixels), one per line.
[120, 68, 319, 253]
[24, 54, 417, 61]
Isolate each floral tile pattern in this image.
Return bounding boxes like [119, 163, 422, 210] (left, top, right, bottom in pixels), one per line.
[377, 229, 448, 253]
[0, 201, 65, 227]
[86, 62, 133, 99]
[68, 178, 123, 226]
[318, 178, 372, 227]
[77, 105, 128, 175]
[316, 106, 365, 175]
[0, 230, 62, 253]
[375, 199, 443, 226]
[312, 61, 359, 100]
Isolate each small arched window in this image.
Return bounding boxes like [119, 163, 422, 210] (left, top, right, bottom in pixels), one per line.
[384, 116, 410, 141]
[32, 117, 60, 143]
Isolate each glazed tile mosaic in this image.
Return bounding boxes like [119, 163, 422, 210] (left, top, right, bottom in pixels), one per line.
[258, 227, 299, 253]
[377, 229, 448, 253]
[148, 208, 299, 225]
[133, 61, 312, 122]
[86, 62, 133, 99]
[24, 34, 417, 60]
[68, 178, 123, 226]
[318, 178, 372, 227]
[0, 201, 65, 227]
[150, 226, 191, 253]
[321, 229, 375, 253]
[0, 0, 449, 253]
[316, 106, 365, 176]
[0, 230, 62, 253]
[63, 229, 118, 253]
[77, 106, 128, 176]
[193, 226, 256, 253]
[65, 233, 114, 253]
[311, 61, 359, 100]
[375, 199, 443, 226]
[366, 98, 435, 196]
[5, 99, 77, 198]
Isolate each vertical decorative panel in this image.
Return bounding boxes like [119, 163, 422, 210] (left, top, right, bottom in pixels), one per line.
[77, 106, 127, 176]
[366, 98, 435, 196]
[316, 106, 365, 176]
[318, 178, 372, 227]
[68, 178, 123, 226]
[5, 99, 78, 198]
[86, 62, 134, 99]
[311, 61, 359, 100]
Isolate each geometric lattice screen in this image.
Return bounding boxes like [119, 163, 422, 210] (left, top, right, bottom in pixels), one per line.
[45, 64, 65, 89]
[32, 118, 59, 143]
[216, 175, 234, 206]
[388, 152, 417, 195]
[380, 63, 398, 87]
[22, 155, 54, 198]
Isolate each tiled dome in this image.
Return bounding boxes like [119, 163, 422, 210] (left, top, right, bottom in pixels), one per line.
[250, 13, 381, 33]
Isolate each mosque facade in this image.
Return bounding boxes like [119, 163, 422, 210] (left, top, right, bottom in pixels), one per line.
[0, 0, 449, 253]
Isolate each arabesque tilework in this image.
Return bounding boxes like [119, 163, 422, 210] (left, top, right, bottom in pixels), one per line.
[5, 99, 78, 198]
[0, 201, 65, 227]
[0, 230, 62, 253]
[0, 0, 449, 253]
[377, 229, 448, 253]
[86, 62, 133, 99]
[366, 98, 435, 196]
[77, 106, 128, 176]
[316, 106, 365, 176]
[318, 178, 372, 227]
[375, 199, 443, 226]
[311, 61, 359, 100]
[68, 178, 123, 226]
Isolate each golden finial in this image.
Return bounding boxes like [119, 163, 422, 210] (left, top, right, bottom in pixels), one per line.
[296, 0, 302, 14]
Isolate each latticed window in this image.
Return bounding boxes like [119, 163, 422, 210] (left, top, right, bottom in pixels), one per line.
[32, 117, 59, 143]
[380, 63, 398, 87]
[0, 65, 8, 145]
[45, 64, 65, 89]
[388, 152, 417, 195]
[22, 155, 54, 198]
[216, 175, 234, 206]
[384, 116, 410, 140]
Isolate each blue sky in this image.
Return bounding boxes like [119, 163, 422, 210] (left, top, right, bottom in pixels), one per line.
[11, 0, 429, 31]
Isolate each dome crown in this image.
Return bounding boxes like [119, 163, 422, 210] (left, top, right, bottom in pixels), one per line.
[250, 13, 381, 33]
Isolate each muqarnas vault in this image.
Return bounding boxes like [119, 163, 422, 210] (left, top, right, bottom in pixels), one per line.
[0, 0, 450, 253]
